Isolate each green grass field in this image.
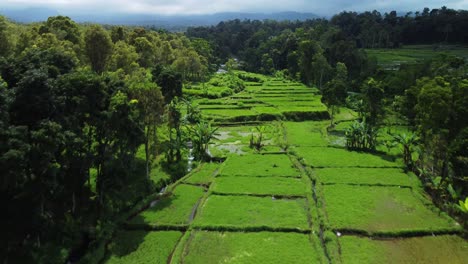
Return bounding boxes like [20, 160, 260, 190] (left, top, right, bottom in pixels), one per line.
[295, 147, 399, 168]
[220, 154, 300, 177]
[315, 168, 416, 186]
[128, 184, 205, 226]
[284, 121, 329, 146]
[103, 231, 182, 263]
[193, 195, 310, 230]
[184, 162, 220, 185]
[181, 231, 324, 264]
[195, 74, 328, 122]
[211, 176, 306, 196]
[96, 71, 467, 263]
[339, 235, 468, 264]
[366, 45, 468, 66]
[322, 185, 460, 234]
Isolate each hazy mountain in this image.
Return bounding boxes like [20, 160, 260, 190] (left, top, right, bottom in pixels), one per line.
[0, 7, 59, 23]
[0, 8, 319, 29]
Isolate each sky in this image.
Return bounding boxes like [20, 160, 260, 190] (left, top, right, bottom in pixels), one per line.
[1, 0, 468, 15]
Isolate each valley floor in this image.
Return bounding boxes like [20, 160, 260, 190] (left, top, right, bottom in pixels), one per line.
[101, 77, 468, 264]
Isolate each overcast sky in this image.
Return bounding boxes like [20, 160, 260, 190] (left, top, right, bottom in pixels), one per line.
[2, 0, 467, 15]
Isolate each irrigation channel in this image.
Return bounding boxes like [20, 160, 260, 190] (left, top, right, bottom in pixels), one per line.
[97, 76, 467, 263]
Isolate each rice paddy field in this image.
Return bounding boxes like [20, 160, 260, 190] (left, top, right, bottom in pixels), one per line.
[193, 72, 329, 123]
[365, 45, 468, 67]
[100, 72, 467, 263]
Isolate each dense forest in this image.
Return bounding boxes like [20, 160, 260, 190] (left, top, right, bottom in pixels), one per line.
[0, 5, 467, 263]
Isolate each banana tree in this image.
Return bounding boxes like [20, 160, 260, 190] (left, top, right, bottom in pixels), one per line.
[457, 197, 468, 213]
[189, 121, 219, 161]
[391, 133, 419, 169]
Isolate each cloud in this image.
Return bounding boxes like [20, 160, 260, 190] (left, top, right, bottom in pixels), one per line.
[2, 0, 467, 15]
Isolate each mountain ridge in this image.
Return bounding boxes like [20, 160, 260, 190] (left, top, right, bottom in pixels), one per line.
[0, 8, 320, 29]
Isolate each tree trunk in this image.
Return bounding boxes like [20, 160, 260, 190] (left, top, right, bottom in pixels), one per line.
[145, 128, 150, 180]
[72, 192, 76, 214]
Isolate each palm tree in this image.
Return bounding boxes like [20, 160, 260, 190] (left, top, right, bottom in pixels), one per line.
[392, 133, 419, 169]
[189, 121, 219, 161]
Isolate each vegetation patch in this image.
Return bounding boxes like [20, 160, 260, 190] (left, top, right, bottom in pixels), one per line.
[128, 184, 205, 226]
[295, 147, 399, 168]
[284, 121, 329, 146]
[181, 231, 324, 264]
[220, 154, 300, 177]
[103, 230, 182, 264]
[184, 163, 220, 185]
[322, 185, 460, 234]
[193, 195, 310, 230]
[211, 176, 306, 196]
[339, 235, 468, 264]
[315, 168, 416, 186]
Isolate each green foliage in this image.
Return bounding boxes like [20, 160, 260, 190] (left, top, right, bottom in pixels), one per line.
[249, 125, 267, 151]
[415, 76, 452, 132]
[84, 25, 113, 73]
[39, 16, 80, 44]
[152, 66, 183, 103]
[345, 120, 379, 151]
[0, 16, 13, 57]
[361, 77, 384, 125]
[391, 132, 419, 169]
[189, 121, 219, 161]
[108, 41, 139, 73]
[457, 197, 468, 213]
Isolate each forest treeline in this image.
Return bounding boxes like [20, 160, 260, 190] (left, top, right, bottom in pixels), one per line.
[0, 15, 212, 263]
[0, 5, 467, 263]
[188, 6, 468, 60]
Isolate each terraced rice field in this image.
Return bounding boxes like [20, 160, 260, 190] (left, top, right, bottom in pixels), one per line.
[102, 76, 467, 263]
[195, 74, 329, 123]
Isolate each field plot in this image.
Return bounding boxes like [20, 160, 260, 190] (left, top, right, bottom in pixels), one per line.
[184, 163, 220, 185]
[366, 45, 468, 66]
[196, 74, 328, 122]
[322, 185, 460, 234]
[211, 176, 306, 196]
[103, 230, 182, 263]
[220, 154, 300, 177]
[315, 168, 415, 186]
[128, 184, 204, 226]
[295, 147, 399, 168]
[284, 121, 329, 146]
[339, 235, 468, 264]
[181, 231, 324, 264]
[193, 195, 309, 230]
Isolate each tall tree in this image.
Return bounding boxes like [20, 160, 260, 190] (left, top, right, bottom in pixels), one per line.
[127, 69, 165, 179]
[322, 62, 348, 126]
[0, 16, 12, 57]
[84, 25, 113, 73]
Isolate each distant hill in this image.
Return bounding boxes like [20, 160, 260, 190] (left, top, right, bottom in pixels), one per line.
[0, 8, 319, 29]
[0, 7, 58, 23]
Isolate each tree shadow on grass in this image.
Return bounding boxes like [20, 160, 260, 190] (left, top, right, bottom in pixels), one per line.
[101, 229, 148, 262]
[126, 194, 177, 225]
